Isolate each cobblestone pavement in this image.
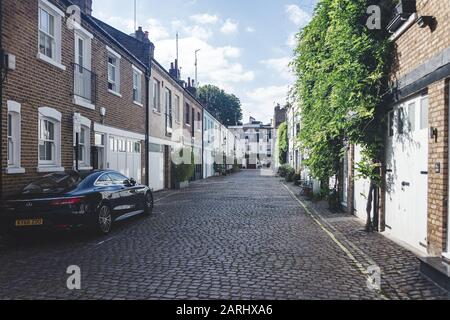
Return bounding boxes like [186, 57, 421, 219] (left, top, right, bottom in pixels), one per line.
[0, 170, 447, 300]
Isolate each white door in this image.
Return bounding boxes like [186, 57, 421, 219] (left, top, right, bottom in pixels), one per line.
[107, 135, 142, 183]
[385, 95, 428, 253]
[353, 145, 371, 221]
[149, 144, 165, 191]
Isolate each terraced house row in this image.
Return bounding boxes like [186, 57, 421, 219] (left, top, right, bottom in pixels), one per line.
[0, 0, 240, 197]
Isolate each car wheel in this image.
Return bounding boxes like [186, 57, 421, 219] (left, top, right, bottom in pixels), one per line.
[97, 205, 113, 235]
[144, 192, 154, 215]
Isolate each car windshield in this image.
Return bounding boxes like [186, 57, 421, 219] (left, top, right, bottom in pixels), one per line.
[22, 172, 87, 194]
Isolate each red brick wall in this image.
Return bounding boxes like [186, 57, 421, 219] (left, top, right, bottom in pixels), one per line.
[1, 0, 147, 195]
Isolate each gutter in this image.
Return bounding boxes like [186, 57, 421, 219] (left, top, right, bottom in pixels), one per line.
[145, 68, 151, 187]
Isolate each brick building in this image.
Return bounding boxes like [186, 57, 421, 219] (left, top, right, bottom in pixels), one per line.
[347, 0, 450, 286]
[0, 0, 150, 197]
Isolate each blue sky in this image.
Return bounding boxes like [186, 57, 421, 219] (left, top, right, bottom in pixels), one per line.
[92, 0, 317, 123]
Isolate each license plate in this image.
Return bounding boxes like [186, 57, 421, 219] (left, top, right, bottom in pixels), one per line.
[15, 219, 44, 227]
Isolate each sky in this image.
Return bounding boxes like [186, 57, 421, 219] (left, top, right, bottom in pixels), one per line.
[92, 0, 318, 124]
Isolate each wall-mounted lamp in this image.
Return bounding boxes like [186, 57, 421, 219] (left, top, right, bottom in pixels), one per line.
[430, 127, 438, 142]
[417, 15, 435, 29]
[100, 107, 106, 124]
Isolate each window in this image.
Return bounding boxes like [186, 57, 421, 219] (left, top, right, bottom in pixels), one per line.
[7, 101, 23, 173]
[39, 119, 56, 163]
[107, 47, 121, 94]
[39, 7, 55, 59]
[133, 67, 142, 105]
[185, 103, 190, 125]
[109, 172, 128, 185]
[76, 127, 86, 163]
[397, 108, 405, 135]
[175, 95, 180, 122]
[153, 79, 161, 112]
[38, 107, 62, 172]
[408, 102, 415, 132]
[165, 88, 172, 130]
[37, 0, 63, 69]
[420, 96, 429, 130]
[96, 174, 113, 186]
[388, 111, 394, 137]
[134, 142, 141, 153]
[197, 112, 201, 131]
[74, 29, 93, 106]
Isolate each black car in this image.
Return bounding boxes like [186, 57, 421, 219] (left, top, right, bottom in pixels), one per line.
[0, 170, 153, 235]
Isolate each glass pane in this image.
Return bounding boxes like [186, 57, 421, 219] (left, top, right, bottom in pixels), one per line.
[408, 103, 415, 132]
[48, 13, 54, 36]
[8, 138, 14, 165]
[45, 141, 54, 161]
[95, 133, 105, 146]
[7, 114, 12, 137]
[39, 8, 49, 33]
[39, 144, 46, 161]
[420, 97, 429, 130]
[47, 121, 55, 140]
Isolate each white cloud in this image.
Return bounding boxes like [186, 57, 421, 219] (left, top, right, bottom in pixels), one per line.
[183, 25, 213, 40]
[286, 32, 298, 47]
[246, 26, 255, 33]
[243, 85, 290, 123]
[285, 4, 311, 27]
[220, 19, 239, 35]
[154, 37, 253, 91]
[189, 13, 219, 24]
[96, 12, 135, 34]
[260, 57, 294, 81]
[145, 18, 170, 41]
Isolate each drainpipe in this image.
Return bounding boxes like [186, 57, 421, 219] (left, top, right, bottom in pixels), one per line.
[0, 0, 4, 200]
[201, 107, 204, 179]
[145, 67, 151, 187]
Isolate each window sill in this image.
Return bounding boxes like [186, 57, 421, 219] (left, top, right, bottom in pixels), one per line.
[133, 101, 144, 107]
[153, 110, 162, 115]
[108, 89, 122, 98]
[37, 166, 65, 173]
[73, 96, 95, 110]
[37, 53, 66, 71]
[75, 166, 93, 171]
[6, 167, 25, 174]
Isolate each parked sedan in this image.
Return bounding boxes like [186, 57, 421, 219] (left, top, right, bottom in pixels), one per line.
[0, 170, 154, 235]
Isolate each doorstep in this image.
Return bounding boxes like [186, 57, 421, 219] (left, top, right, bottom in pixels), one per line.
[419, 257, 450, 292]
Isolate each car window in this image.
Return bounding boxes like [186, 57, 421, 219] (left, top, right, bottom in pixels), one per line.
[109, 173, 128, 185]
[23, 172, 83, 194]
[96, 174, 113, 186]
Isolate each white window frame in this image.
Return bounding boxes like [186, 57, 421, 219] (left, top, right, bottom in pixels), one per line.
[7, 101, 25, 174]
[175, 95, 181, 123]
[153, 78, 161, 113]
[38, 107, 63, 172]
[37, 0, 65, 70]
[73, 27, 94, 109]
[73, 115, 92, 170]
[132, 66, 143, 106]
[107, 46, 121, 96]
[165, 87, 173, 131]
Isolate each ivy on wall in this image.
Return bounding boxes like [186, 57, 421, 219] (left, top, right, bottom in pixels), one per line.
[291, 0, 394, 183]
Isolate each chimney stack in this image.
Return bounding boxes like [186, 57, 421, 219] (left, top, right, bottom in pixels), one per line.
[135, 26, 145, 42]
[72, 0, 92, 15]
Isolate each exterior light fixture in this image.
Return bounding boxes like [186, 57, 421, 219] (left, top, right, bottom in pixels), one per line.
[430, 127, 438, 142]
[417, 16, 434, 29]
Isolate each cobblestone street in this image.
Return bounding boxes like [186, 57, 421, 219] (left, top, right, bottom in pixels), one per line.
[0, 170, 447, 300]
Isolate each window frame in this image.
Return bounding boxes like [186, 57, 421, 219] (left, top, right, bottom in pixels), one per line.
[37, 0, 64, 70]
[107, 46, 121, 96]
[37, 107, 63, 172]
[7, 101, 24, 174]
[152, 78, 161, 112]
[132, 66, 143, 106]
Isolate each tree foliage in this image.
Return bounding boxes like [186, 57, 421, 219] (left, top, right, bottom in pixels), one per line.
[198, 85, 243, 126]
[277, 122, 288, 164]
[291, 0, 394, 182]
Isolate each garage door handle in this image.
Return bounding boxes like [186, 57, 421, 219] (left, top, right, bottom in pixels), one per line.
[420, 171, 428, 175]
[402, 182, 410, 187]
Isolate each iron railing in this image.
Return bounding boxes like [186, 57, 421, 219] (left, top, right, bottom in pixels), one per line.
[73, 63, 97, 104]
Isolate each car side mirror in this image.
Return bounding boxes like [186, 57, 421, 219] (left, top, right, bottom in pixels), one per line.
[123, 179, 132, 187]
[129, 178, 137, 186]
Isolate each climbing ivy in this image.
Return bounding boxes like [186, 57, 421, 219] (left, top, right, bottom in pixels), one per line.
[291, 0, 394, 183]
[277, 122, 289, 164]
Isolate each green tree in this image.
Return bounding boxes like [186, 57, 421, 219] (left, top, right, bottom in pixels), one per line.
[198, 85, 243, 126]
[277, 122, 288, 165]
[291, 0, 394, 230]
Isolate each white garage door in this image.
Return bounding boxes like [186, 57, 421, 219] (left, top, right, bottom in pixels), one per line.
[108, 136, 142, 183]
[353, 145, 371, 221]
[385, 94, 428, 253]
[149, 143, 165, 192]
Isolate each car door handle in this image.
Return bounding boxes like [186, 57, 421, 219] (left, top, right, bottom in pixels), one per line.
[420, 171, 428, 175]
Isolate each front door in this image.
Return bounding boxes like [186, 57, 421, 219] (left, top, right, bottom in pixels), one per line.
[385, 94, 429, 253]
